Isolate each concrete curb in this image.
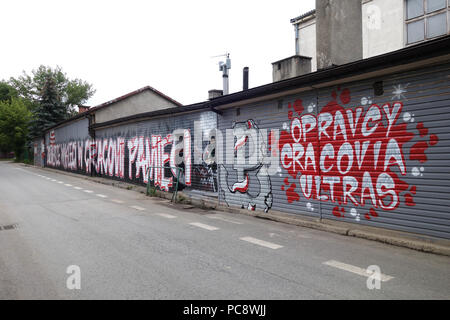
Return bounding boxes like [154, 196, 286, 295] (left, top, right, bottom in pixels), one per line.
[26, 164, 450, 257]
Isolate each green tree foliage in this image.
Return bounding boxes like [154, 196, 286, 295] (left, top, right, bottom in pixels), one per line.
[9, 65, 95, 139]
[9, 65, 95, 119]
[0, 81, 18, 102]
[0, 98, 31, 159]
[28, 75, 67, 139]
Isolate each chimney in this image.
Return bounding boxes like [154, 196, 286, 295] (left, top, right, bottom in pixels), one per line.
[316, 0, 362, 70]
[78, 105, 90, 113]
[243, 67, 249, 90]
[208, 89, 223, 100]
[272, 56, 312, 82]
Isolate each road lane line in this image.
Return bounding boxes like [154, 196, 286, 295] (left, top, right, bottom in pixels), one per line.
[74, 187, 82, 190]
[64, 184, 72, 187]
[322, 260, 394, 282]
[57, 181, 64, 184]
[96, 194, 107, 198]
[83, 190, 94, 193]
[157, 213, 177, 219]
[239, 237, 283, 249]
[111, 199, 124, 204]
[189, 222, 219, 231]
[207, 215, 243, 225]
[51, 179, 56, 182]
[130, 205, 145, 211]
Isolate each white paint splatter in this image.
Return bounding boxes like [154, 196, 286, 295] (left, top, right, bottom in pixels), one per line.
[282, 123, 288, 130]
[420, 167, 424, 172]
[403, 112, 411, 122]
[350, 208, 357, 217]
[361, 97, 368, 105]
[412, 167, 420, 177]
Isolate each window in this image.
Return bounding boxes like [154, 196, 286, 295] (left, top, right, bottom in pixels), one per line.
[406, 0, 449, 44]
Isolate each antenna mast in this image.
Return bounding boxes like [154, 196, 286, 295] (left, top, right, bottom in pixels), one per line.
[213, 53, 231, 95]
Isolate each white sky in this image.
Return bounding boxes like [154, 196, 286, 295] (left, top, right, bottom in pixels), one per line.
[0, 0, 315, 106]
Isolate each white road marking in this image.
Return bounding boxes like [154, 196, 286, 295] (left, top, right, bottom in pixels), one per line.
[207, 215, 243, 225]
[189, 222, 219, 231]
[130, 205, 145, 211]
[96, 194, 107, 198]
[239, 237, 283, 249]
[111, 199, 124, 204]
[64, 184, 72, 187]
[74, 187, 82, 190]
[322, 260, 394, 282]
[57, 181, 64, 184]
[83, 190, 94, 193]
[51, 179, 56, 182]
[157, 213, 177, 219]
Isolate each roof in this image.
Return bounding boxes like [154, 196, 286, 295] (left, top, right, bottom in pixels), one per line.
[290, 9, 316, 24]
[43, 35, 450, 132]
[92, 35, 450, 129]
[41, 85, 182, 132]
[89, 85, 182, 114]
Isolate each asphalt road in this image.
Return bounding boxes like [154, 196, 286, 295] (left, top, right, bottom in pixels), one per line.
[0, 161, 449, 299]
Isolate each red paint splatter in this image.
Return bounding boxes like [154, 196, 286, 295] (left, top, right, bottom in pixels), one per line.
[286, 183, 300, 203]
[409, 186, 416, 195]
[404, 194, 416, 207]
[416, 122, 428, 137]
[288, 110, 293, 120]
[284, 177, 289, 185]
[410, 141, 429, 163]
[429, 134, 439, 146]
[293, 100, 304, 115]
[340, 88, 351, 105]
[332, 206, 345, 218]
[370, 208, 378, 217]
[331, 91, 337, 101]
[365, 214, 371, 220]
[281, 185, 285, 191]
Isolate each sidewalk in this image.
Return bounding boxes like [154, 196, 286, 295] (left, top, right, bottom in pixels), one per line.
[25, 164, 450, 257]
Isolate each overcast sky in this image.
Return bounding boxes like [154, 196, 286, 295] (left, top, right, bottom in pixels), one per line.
[1, 0, 315, 106]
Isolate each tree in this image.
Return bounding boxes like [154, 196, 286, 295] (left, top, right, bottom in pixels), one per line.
[9, 65, 95, 141]
[0, 81, 18, 103]
[9, 65, 95, 116]
[28, 75, 67, 139]
[0, 98, 31, 159]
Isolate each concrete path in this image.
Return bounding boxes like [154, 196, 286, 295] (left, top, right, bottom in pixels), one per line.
[0, 162, 449, 299]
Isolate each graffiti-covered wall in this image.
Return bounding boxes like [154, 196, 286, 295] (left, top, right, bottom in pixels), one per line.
[33, 137, 45, 167]
[39, 62, 450, 240]
[44, 118, 91, 174]
[94, 111, 218, 192]
[44, 111, 218, 193]
[218, 63, 450, 239]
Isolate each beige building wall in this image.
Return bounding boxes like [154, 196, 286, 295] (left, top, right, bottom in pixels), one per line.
[94, 89, 179, 124]
[362, 0, 404, 59]
[297, 20, 317, 71]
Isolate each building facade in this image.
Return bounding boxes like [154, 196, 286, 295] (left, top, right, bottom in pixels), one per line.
[289, 0, 450, 74]
[34, 36, 450, 240]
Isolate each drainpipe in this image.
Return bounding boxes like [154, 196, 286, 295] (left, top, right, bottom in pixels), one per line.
[294, 24, 300, 55]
